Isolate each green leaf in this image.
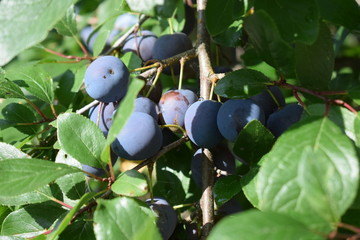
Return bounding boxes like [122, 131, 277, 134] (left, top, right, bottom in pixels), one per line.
[105, 78, 144, 147]
[256, 117, 359, 232]
[206, 0, 239, 36]
[233, 120, 275, 164]
[316, 0, 360, 30]
[0, 185, 56, 206]
[55, 173, 86, 200]
[0, 205, 11, 227]
[295, 23, 334, 90]
[93, 28, 111, 57]
[0, 78, 25, 100]
[254, 0, 319, 44]
[0, 0, 77, 66]
[111, 170, 148, 197]
[126, 0, 177, 18]
[214, 69, 270, 98]
[244, 10, 295, 77]
[94, 197, 162, 240]
[1, 203, 66, 237]
[354, 113, 360, 149]
[208, 210, 324, 240]
[6, 66, 54, 104]
[0, 158, 81, 196]
[54, 5, 77, 37]
[57, 113, 106, 168]
[121, 52, 142, 71]
[47, 192, 99, 240]
[0, 142, 29, 160]
[213, 175, 242, 207]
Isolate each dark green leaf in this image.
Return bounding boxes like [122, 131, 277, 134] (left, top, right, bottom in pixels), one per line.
[57, 113, 106, 168]
[256, 117, 358, 232]
[213, 175, 242, 207]
[0, 0, 77, 66]
[255, 0, 319, 44]
[354, 113, 360, 149]
[6, 66, 54, 104]
[0, 205, 11, 227]
[244, 10, 295, 77]
[94, 197, 162, 240]
[349, 85, 360, 105]
[55, 173, 86, 200]
[0, 158, 81, 196]
[59, 220, 95, 240]
[111, 170, 148, 197]
[0, 142, 29, 160]
[54, 5, 78, 37]
[47, 192, 99, 240]
[212, 19, 242, 47]
[295, 23, 334, 90]
[215, 69, 270, 98]
[233, 120, 275, 164]
[206, 0, 238, 36]
[0, 102, 39, 135]
[316, 0, 360, 30]
[208, 210, 323, 240]
[1, 203, 66, 237]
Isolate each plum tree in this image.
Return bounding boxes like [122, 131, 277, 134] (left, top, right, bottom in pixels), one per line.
[250, 86, 286, 120]
[266, 103, 304, 138]
[88, 102, 117, 135]
[217, 99, 265, 141]
[184, 100, 223, 148]
[191, 146, 236, 188]
[152, 32, 193, 74]
[122, 30, 157, 62]
[145, 198, 178, 240]
[84, 56, 129, 103]
[159, 89, 198, 128]
[133, 96, 159, 120]
[111, 112, 162, 160]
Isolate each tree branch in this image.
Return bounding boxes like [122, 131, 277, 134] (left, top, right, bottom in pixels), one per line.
[197, 0, 215, 238]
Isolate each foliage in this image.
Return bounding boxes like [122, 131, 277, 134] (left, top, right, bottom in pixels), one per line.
[0, 0, 359, 239]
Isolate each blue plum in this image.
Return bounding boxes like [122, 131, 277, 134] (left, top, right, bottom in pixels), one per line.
[134, 96, 159, 120]
[159, 89, 198, 128]
[111, 112, 162, 160]
[191, 146, 236, 188]
[145, 198, 177, 240]
[152, 33, 193, 74]
[266, 103, 303, 138]
[250, 86, 285, 120]
[80, 26, 97, 52]
[217, 99, 265, 142]
[184, 100, 223, 148]
[114, 13, 138, 31]
[122, 30, 157, 62]
[88, 102, 117, 136]
[84, 56, 129, 103]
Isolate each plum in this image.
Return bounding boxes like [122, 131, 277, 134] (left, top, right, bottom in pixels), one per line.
[159, 89, 198, 128]
[184, 100, 223, 148]
[114, 13, 138, 31]
[152, 32, 193, 74]
[191, 146, 236, 188]
[145, 198, 177, 240]
[134, 96, 159, 120]
[250, 86, 285, 120]
[217, 99, 265, 142]
[266, 103, 303, 138]
[88, 102, 117, 136]
[111, 112, 162, 160]
[84, 56, 129, 103]
[122, 30, 157, 62]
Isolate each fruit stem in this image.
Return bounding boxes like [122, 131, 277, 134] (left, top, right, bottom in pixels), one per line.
[178, 57, 186, 90]
[76, 100, 99, 114]
[146, 66, 162, 98]
[160, 124, 187, 136]
[167, 18, 174, 34]
[25, 98, 49, 121]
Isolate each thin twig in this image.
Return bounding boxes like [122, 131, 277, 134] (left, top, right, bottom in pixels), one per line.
[76, 100, 99, 114]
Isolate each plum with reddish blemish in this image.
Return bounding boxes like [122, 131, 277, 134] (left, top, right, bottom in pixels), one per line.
[158, 89, 197, 128]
